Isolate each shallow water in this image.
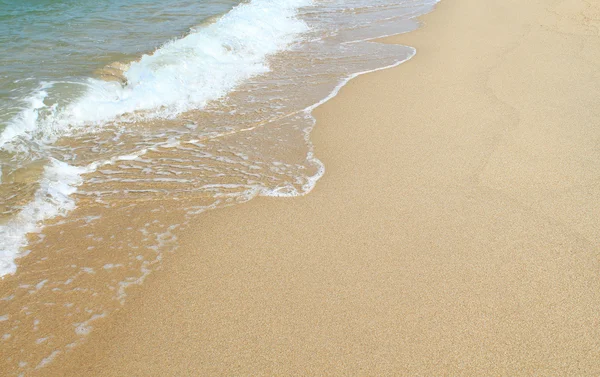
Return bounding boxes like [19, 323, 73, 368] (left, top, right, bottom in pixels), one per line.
[0, 0, 240, 126]
[0, 0, 437, 373]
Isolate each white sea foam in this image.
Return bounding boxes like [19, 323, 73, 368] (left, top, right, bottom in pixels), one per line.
[0, 0, 312, 275]
[0, 85, 52, 151]
[0, 0, 312, 149]
[0, 159, 90, 277]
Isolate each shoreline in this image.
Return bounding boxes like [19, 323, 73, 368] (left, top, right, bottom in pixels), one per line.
[30, 0, 600, 374]
[1, 2, 433, 374]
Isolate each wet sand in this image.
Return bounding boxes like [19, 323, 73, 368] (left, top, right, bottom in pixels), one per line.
[41, 0, 600, 374]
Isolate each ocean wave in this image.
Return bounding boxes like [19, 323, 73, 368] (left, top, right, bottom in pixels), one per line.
[0, 0, 312, 150]
[0, 159, 89, 276]
[0, 0, 312, 277]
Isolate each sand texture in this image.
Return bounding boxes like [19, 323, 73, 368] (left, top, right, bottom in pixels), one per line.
[40, 0, 600, 374]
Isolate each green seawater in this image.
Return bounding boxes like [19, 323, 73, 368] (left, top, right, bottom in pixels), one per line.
[0, 0, 241, 130]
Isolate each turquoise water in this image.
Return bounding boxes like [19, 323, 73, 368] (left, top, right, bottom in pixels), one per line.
[0, 0, 240, 127]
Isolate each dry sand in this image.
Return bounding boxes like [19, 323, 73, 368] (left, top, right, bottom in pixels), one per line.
[42, 0, 600, 374]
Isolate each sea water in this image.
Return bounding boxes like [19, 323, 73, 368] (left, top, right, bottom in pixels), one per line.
[0, 0, 437, 373]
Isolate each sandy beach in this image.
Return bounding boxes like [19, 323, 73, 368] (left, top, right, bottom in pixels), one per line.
[35, 0, 600, 374]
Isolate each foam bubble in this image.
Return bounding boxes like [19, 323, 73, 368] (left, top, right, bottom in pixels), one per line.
[0, 0, 312, 149]
[0, 159, 90, 277]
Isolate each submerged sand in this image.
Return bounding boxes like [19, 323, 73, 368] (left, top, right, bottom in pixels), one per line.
[38, 0, 600, 374]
